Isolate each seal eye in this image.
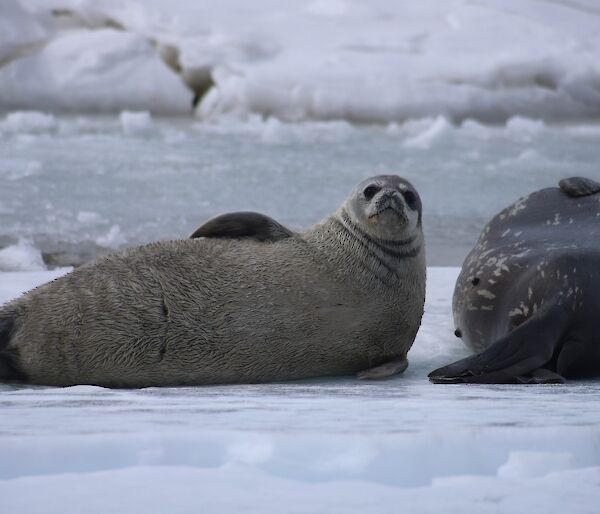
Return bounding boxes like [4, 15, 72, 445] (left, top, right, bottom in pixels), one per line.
[363, 185, 380, 200]
[403, 190, 418, 210]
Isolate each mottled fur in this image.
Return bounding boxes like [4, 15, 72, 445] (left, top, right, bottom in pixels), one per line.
[0, 175, 425, 387]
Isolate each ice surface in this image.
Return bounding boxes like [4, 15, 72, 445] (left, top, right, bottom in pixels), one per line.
[0, 0, 598, 122]
[1, 267, 600, 512]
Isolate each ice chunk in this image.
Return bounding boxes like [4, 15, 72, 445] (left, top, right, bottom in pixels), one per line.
[497, 451, 576, 479]
[96, 225, 126, 249]
[403, 117, 452, 149]
[0, 239, 46, 272]
[2, 111, 57, 133]
[76, 211, 106, 225]
[120, 111, 154, 136]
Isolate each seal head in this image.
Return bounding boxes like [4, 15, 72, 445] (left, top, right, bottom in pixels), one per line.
[345, 175, 422, 241]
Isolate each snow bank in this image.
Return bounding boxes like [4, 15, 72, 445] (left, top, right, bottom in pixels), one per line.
[0, 0, 599, 122]
[0, 239, 46, 272]
[0, 28, 192, 114]
[0, 0, 46, 65]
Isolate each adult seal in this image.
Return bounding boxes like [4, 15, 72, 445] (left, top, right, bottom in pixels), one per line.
[429, 176, 600, 384]
[0, 175, 426, 387]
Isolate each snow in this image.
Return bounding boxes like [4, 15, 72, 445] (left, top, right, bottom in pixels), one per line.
[0, 0, 598, 122]
[0, 27, 192, 114]
[1, 267, 600, 511]
[0, 239, 46, 272]
[0, 0, 46, 64]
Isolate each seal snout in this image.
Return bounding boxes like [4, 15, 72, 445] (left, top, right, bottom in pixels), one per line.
[368, 189, 407, 220]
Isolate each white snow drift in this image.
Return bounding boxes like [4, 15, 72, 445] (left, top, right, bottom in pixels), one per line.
[1, 0, 600, 121]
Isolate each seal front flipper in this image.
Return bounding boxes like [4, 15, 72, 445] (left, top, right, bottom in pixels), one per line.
[190, 212, 293, 242]
[559, 177, 600, 197]
[357, 356, 408, 379]
[428, 301, 570, 384]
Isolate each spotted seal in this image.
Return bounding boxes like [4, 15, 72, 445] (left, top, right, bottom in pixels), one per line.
[0, 175, 425, 387]
[429, 176, 600, 384]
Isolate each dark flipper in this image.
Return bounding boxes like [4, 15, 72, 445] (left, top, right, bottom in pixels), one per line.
[429, 301, 570, 384]
[559, 177, 600, 197]
[0, 312, 26, 383]
[190, 212, 293, 242]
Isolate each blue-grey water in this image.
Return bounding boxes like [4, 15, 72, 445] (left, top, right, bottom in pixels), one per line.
[1, 114, 599, 266]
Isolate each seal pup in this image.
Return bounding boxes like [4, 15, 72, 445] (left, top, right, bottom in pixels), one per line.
[0, 175, 426, 387]
[429, 176, 600, 384]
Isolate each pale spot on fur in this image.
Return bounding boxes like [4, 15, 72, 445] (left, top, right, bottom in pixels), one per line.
[509, 308, 523, 317]
[508, 195, 529, 217]
[477, 289, 496, 300]
[481, 305, 494, 311]
[528, 288, 533, 300]
[501, 229, 511, 237]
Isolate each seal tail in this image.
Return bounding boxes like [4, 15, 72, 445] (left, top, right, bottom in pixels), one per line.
[0, 309, 25, 382]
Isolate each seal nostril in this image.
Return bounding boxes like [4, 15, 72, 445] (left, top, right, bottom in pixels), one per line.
[471, 277, 480, 286]
[363, 185, 380, 200]
[454, 329, 462, 338]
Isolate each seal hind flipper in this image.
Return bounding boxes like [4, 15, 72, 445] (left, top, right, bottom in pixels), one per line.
[429, 301, 570, 384]
[190, 212, 293, 242]
[559, 177, 600, 197]
[357, 356, 408, 379]
[0, 311, 25, 382]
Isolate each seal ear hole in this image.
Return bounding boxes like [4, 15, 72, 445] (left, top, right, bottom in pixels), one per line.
[454, 329, 462, 338]
[363, 185, 381, 200]
[403, 190, 418, 210]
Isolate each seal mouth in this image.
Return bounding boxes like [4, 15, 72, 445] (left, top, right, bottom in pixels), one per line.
[368, 205, 406, 221]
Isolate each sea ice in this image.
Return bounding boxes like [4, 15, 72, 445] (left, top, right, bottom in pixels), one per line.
[1, 266, 599, 512]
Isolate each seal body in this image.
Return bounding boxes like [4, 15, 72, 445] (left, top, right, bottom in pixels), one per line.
[0, 175, 426, 387]
[429, 177, 600, 384]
